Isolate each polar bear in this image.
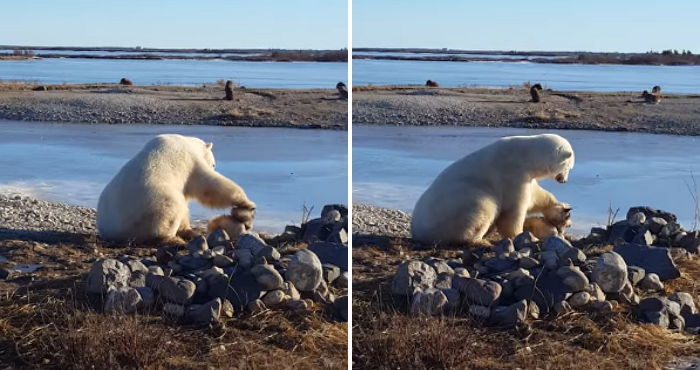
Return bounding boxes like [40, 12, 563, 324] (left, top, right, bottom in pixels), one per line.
[97, 134, 256, 243]
[410, 134, 574, 244]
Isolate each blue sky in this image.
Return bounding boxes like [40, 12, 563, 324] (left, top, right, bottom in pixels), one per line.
[0, 0, 347, 49]
[353, 0, 700, 52]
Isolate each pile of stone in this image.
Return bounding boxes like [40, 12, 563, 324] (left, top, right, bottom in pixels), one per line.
[392, 206, 700, 333]
[85, 204, 349, 327]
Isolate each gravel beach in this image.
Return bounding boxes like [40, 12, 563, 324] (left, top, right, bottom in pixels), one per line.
[0, 83, 347, 129]
[353, 85, 700, 136]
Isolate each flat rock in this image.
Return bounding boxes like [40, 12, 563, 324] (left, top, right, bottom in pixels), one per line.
[307, 242, 348, 272]
[612, 243, 680, 280]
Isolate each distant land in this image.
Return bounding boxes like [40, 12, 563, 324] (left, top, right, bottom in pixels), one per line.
[0, 45, 348, 62]
[353, 48, 700, 65]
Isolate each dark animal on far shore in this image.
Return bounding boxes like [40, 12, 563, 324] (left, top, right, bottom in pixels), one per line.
[336, 82, 348, 99]
[224, 80, 234, 101]
[119, 78, 133, 86]
[529, 83, 543, 103]
[652, 85, 661, 94]
[425, 80, 439, 87]
[641, 90, 661, 104]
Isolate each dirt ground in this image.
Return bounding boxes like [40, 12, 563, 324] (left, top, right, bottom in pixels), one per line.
[0, 83, 348, 129]
[353, 85, 700, 136]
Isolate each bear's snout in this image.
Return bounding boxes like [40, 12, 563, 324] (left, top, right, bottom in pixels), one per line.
[555, 174, 567, 183]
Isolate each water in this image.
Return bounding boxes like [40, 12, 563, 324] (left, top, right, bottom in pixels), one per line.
[353, 125, 700, 235]
[0, 121, 348, 233]
[353, 51, 563, 60]
[353, 59, 700, 93]
[0, 58, 347, 88]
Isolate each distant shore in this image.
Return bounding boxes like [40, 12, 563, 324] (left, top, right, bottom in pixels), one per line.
[353, 85, 700, 136]
[0, 83, 347, 129]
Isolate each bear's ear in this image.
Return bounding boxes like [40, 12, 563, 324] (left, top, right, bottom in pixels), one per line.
[206, 142, 213, 150]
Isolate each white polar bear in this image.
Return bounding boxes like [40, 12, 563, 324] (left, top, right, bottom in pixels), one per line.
[410, 134, 574, 244]
[97, 134, 255, 243]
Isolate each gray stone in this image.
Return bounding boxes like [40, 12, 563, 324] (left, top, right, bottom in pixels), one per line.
[222, 299, 235, 317]
[434, 272, 453, 290]
[86, 259, 131, 294]
[207, 229, 230, 248]
[307, 242, 348, 272]
[213, 254, 235, 268]
[146, 275, 196, 304]
[125, 259, 148, 274]
[639, 297, 668, 312]
[612, 243, 680, 280]
[392, 260, 437, 296]
[247, 299, 267, 314]
[491, 299, 528, 327]
[639, 273, 664, 291]
[607, 221, 635, 243]
[669, 292, 697, 316]
[459, 278, 502, 306]
[627, 212, 646, 227]
[648, 217, 669, 234]
[178, 255, 210, 271]
[410, 288, 448, 316]
[135, 287, 154, 308]
[322, 204, 348, 219]
[441, 288, 460, 312]
[262, 290, 288, 306]
[553, 300, 572, 316]
[568, 291, 591, 308]
[519, 257, 540, 269]
[591, 252, 628, 293]
[148, 265, 164, 276]
[484, 256, 517, 273]
[468, 305, 491, 320]
[282, 281, 301, 300]
[514, 232, 538, 250]
[454, 267, 470, 277]
[237, 233, 267, 255]
[643, 310, 669, 329]
[543, 236, 572, 256]
[592, 300, 613, 314]
[631, 230, 654, 246]
[251, 264, 284, 290]
[186, 298, 222, 325]
[128, 271, 146, 288]
[336, 271, 349, 288]
[586, 283, 606, 302]
[286, 299, 308, 313]
[104, 287, 142, 314]
[187, 235, 209, 253]
[286, 249, 323, 292]
[627, 266, 646, 286]
[163, 303, 186, 318]
[334, 295, 348, 322]
[425, 258, 455, 275]
[557, 266, 589, 292]
[322, 264, 341, 284]
[494, 238, 515, 255]
[234, 249, 255, 269]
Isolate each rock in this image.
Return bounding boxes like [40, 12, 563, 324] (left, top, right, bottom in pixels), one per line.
[186, 298, 222, 325]
[135, 287, 155, 308]
[484, 256, 517, 273]
[187, 235, 209, 253]
[322, 204, 348, 219]
[494, 238, 515, 255]
[322, 264, 341, 284]
[0, 267, 12, 280]
[301, 218, 335, 242]
[454, 267, 470, 277]
[128, 271, 146, 288]
[560, 247, 586, 266]
[262, 290, 288, 306]
[632, 230, 654, 246]
[627, 266, 646, 286]
[125, 259, 148, 274]
[434, 272, 453, 290]
[569, 291, 591, 308]
[639, 273, 664, 291]
[626, 207, 678, 228]
[441, 288, 460, 312]
[207, 229, 230, 248]
[86, 259, 131, 294]
[237, 233, 267, 254]
[104, 287, 142, 314]
[468, 305, 491, 320]
[679, 232, 700, 253]
[213, 254, 235, 268]
[410, 288, 448, 316]
[177, 255, 210, 271]
[282, 281, 301, 300]
[286, 249, 323, 292]
[334, 295, 348, 321]
[586, 283, 606, 302]
[148, 265, 164, 276]
[146, 275, 196, 304]
[307, 242, 348, 272]
[460, 278, 502, 306]
[286, 299, 309, 313]
[211, 269, 262, 311]
[543, 236, 572, 256]
[425, 258, 455, 275]
[163, 303, 186, 318]
[250, 264, 284, 290]
[612, 243, 680, 280]
[642, 310, 669, 329]
[392, 260, 437, 296]
[336, 271, 349, 288]
[519, 257, 540, 269]
[247, 299, 267, 314]
[553, 300, 572, 316]
[491, 300, 528, 327]
[639, 297, 668, 312]
[556, 265, 589, 292]
[669, 292, 697, 316]
[591, 252, 628, 293]
[222, 299, 235, 317]
[255, 245, 281, 262]
[648, 217, 669, 235]
[234, 249, 255, 269]
[514, 232, 538, 250]
[627, 212, 646, 227]
[607, 221, 635, 243]
[592, 300, 614, 314]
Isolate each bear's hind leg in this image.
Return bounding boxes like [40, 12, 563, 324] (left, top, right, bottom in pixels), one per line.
[494, 205, 528, 238]
[175, 207, 198, 241]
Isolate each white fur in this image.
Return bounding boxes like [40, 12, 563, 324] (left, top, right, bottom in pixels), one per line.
[411, 134, 574, 244]
[97, 134, 255, 242]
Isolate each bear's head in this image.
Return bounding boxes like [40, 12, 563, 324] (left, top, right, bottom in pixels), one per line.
[522, 134, 575, 183]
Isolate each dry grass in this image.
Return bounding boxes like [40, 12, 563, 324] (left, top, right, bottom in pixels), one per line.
[0, 238, 347, 369]
[352, 242, 700, 370]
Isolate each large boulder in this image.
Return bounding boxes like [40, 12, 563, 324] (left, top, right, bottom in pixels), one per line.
[591, 252, 628, 293]
[86, 259, 131, 294]
[285, 249, 323, 292]
[612, 243, 680, 280]
[307, 242, 348, 272]
[391, 260, 437, 296]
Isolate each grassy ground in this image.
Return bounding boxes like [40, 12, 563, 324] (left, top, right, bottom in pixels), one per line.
[351, 237, 700, 370]
[0, 236, 347, 369]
